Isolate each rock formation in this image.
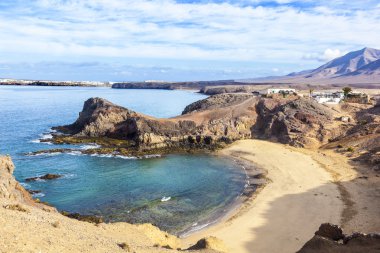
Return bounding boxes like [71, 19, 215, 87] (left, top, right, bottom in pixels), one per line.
[50, 94, 337, 155]
[25, 173, 62, 182]
[297, 223, 380, 253]
[0, 156, 38, 204]
[323, 103, 380, 170]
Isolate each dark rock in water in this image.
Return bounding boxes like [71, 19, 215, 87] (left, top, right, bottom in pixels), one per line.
[26, 189, 42, 194]
[61, 211, 103, 224]
[315, 223, 344, 241]
[25, 174, 62, 182]
[297, 223, 380, 253]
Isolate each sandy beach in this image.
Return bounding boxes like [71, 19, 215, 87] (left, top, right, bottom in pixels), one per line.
[185, 139, 348, 253]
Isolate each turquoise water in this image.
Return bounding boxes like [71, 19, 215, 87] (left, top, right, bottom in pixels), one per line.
[0, 86, 246, 235]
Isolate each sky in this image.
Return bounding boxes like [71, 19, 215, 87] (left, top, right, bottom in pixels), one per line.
[0, 0, 379, 81]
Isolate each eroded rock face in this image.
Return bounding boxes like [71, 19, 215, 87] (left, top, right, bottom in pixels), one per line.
[0, 156, 35, 204]
[53, 95, 337, 152]
[324, 104, 380, 170]
[253, 98, 334, 146]
[297, 223, 380, 253]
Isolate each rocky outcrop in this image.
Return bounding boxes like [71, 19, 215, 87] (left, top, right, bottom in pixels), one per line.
[252, 98, 334, 146]
[323, 104, 380, 170]
[0, 156, 31, 202]
[188, 237, 228, 252]
[50, 95, 337, 154]
[199, 86, 255, 95]
[54, 97, 221, 152]
[25, 174, 62, 182]
[0, 156, 53, 210]
[182, 93, 254, 114]
[297, 223, 380, 253]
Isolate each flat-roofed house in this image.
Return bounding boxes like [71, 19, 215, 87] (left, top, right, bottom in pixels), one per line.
[266, 88, 296, 95]
[312, 92, 344, 104]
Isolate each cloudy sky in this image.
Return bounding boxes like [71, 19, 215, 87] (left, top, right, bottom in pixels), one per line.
[0, 0, 379, 81]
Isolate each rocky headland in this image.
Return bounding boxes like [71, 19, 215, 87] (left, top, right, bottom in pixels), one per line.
[38, 94, 341, 158]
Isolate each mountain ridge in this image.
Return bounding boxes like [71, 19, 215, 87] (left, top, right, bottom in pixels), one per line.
[239, 47, 380, 86]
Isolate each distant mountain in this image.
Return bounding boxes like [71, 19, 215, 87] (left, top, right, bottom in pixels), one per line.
[304, 47, 380, 78]
[243, 47, 380, 87]
[342, 58, 380, 76]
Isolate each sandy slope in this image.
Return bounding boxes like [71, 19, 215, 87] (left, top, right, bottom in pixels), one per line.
[185, 140, 343, 253]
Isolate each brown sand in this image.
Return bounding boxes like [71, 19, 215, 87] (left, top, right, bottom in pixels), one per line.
[185, 140, 345, 253]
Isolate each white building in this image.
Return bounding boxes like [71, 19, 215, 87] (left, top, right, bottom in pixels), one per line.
[312, 92, 344, 104]
[266, 88, 296, 95]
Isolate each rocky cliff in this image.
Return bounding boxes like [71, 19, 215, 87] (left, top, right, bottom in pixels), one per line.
[49, 94, 336, 155]
[323, 104, 380, 170]
[0, 156, 41, 206]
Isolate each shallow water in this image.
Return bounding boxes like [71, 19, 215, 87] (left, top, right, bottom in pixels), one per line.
[0, 86, 246, 235]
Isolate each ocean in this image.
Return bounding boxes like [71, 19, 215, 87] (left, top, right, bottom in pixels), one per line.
[0, 85, 246, 235]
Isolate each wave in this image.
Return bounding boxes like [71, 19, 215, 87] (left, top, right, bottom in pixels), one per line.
[32, 192, 45, 198]
[144, 154, 161, 159]
[20, 182, 30, 188]
[48, 128, 57, 133]
[40, 133, 53, 140]
[161, 196, 171, 202]
[115, 155, 138, 159]
[67, 151, 84, 156]
[29, 139, 53, 145]
[80, 144, 101, 150]
[63, 173, 77, 179]
[26, 152, 61, 157]
[180, 222, 212, 237]
[32, 178, 46, 182]
[90, 153, 114, 158]
[29, 131, 55, 144]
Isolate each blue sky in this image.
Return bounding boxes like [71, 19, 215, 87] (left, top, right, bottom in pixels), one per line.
[0, 0, 379, 81]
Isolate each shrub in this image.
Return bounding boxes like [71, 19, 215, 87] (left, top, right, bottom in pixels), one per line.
[118, 243, 130, 251]
[3, 204, 29, 213]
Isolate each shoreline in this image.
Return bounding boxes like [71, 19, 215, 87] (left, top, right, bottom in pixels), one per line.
[183, 139, 345, 253]
[179, 155, 266, 238]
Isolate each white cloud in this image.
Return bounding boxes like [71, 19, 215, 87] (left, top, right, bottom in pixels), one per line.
[0, 0, 379, 80]
[302, 48, 346, 62]
[322, 49, 343, 61]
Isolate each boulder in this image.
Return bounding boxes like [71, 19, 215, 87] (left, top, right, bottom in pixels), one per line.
[25, 173, 62, 182]
[187, 236, 228, 252]
[315, 223, 344, 241]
